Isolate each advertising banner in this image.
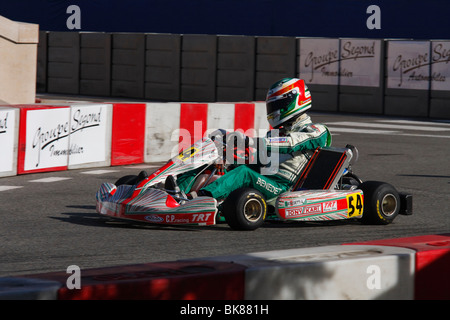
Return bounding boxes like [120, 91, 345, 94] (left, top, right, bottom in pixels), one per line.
[20, 106, 71, 174]
[300, 38, 381, 87]
[299, 38, 340, 85]
[68, 103, 112, 168]
[387, 41, 430, 90]
[0, 107, 18, 176]
[431, 41, 450, 91]
[339, 39, 381, 87]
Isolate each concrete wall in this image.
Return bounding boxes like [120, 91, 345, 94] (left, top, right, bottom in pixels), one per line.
[0, 15, 38, 104]
[36, 31, 450, 120]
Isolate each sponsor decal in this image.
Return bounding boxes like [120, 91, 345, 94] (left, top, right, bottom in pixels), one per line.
[145, 215, 164, 223]
[286, 208, 303, 218]
[165, 213, 212, 224]
[323, 200, 338, 212]
[267, 137, 288, 144]
[304, 204, 322, 215]
[256, 177, 282, 195]
[282, 198, 306, 207]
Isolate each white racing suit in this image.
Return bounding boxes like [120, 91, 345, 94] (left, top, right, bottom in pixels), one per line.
[262, 113, 332, 183]
[199, 113, 332, 200]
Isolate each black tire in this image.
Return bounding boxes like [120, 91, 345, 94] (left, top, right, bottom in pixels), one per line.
[115, 171, 148, 186]
[360, 181, 400, 225]
[222, 188, 267, 230]
[115, 175, 138, 186]
[342, 172, 363, 186]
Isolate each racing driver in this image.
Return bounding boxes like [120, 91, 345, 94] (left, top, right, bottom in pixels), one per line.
[168, 78, 332, 202]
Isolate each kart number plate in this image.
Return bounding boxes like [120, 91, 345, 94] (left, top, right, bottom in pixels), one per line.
[178, 147, 199, 161]
[346, 192, 363, 218]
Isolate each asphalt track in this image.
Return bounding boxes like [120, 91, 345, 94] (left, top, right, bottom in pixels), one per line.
[1, 112, 449, 277]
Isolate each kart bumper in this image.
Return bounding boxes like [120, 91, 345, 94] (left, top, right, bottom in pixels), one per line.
[96, 183, 218, 226]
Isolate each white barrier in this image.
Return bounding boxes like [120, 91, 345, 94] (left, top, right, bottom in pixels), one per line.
[145, 102, 269, 162]
[67, 103, 112, 169]
[19, 105, 71, 173]
[196, 245, 416, 300]
[15, 104, 112, 174]
[0, 107, 19, 177]
[1, 244, 417, 300]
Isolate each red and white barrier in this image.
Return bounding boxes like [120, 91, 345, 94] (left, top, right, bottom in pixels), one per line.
[111, 103, 146, 166]
[3, 234, 450, 300]
[346, 234, 450, 300]
[1, 260, 246, 300]
[0, 101, 268, 176]
[145, 102, 268, 162]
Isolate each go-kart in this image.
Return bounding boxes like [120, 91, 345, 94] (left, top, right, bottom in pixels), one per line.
[96, 131, 412, 230]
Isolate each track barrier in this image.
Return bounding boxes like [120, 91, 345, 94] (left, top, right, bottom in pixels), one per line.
[1, 234, 449, 300]
[0, 102, 268, 177]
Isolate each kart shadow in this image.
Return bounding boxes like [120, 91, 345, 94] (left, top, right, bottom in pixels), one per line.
[263, 219, 363, 229]
[52, 205, 222, 232]
[54, 205, 364, 231]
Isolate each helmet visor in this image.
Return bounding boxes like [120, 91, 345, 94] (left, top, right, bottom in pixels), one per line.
[266, 92, 296, 115]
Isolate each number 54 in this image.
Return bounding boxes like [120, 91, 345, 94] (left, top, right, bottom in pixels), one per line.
[347, 193, 363, 217]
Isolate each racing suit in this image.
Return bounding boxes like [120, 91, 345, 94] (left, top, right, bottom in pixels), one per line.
[196, 114, 332, 200]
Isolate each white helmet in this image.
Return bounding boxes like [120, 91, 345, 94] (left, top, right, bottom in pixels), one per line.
[266, 78, 312, 128]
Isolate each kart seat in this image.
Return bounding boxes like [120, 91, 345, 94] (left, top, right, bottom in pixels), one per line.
[292, 147, 352, 191]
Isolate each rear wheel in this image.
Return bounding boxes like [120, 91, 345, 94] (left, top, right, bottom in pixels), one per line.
[222, 188, 267, 230]
[360, 181, 400, 225]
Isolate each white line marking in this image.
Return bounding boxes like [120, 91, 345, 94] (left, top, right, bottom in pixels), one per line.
[328, 127, 399, 135]
[327, 121, 450, 132]
[29, 177, 72, 183]
[81, 170, 120, 175]
[379, 119, 450, 127]
[400, 133, 450, 139]
[329, 127, 450, 139]
[124, 165, 159, 169]
[0, 186, 23, 191]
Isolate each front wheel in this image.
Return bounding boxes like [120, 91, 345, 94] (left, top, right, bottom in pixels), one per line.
[115, 175, 138, 186]
[360, 181, 400, 225]
[222, 188, 267, 230]
[114, 171, 148, 186]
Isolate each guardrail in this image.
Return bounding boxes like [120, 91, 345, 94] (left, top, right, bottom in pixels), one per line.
[37, 32, 450, 120]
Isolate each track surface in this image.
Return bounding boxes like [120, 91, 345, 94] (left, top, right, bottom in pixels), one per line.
[1, 112, 449, 277]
